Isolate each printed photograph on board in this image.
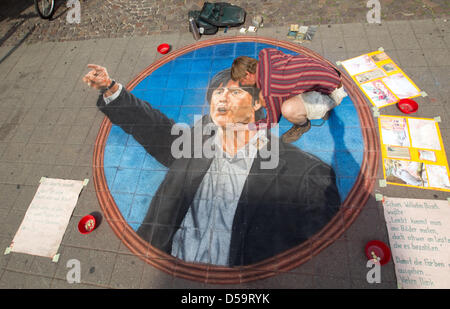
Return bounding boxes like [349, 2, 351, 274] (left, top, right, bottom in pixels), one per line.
[384, 159, 427, 187]
[380, 117, 410, 147]
[371, 52, 390, 62]
[354, 68, 386, 84]
[361, 80, 397, 107]
[381, 62, 399, 73]
[386, 146, 411, 160]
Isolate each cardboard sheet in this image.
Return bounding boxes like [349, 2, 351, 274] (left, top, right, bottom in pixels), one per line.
[10, 178, 84, 258]
[382, 197, 450, 288]
[340, 50, 422, 108]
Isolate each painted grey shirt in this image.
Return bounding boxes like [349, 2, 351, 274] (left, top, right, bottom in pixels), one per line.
[171, 130, 267, 266]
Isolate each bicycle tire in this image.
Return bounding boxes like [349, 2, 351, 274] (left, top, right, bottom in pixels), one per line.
[34, 0, 55, 19]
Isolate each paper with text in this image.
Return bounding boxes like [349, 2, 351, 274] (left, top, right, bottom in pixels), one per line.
[10, 178, 84, 258]
[383, 197, 450, 289]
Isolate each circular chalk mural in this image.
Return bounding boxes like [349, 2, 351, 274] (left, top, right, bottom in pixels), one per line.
[93, 36, 379, 284]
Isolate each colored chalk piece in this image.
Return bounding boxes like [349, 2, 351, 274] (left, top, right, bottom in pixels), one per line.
[434, 116, 441, 123]
[83, 179, 89, 186]
[378, 47, 384, 52]
[336, 61, 342, 66]
[39, 177, 47, 183]
[379, 179, 387, 187]
[4, 247, 11, 255]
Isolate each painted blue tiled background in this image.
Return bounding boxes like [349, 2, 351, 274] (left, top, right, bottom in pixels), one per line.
[103, 42, 364, 231]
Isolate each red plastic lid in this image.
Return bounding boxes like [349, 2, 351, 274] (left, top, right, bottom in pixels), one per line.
[397, 98, 418, 114]
[157, 43, 170, 54]
[78, 215, 96, 234]
[365, 240, 391, 265]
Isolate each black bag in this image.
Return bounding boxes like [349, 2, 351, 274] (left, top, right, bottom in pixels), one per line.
[198, 2, 246, 27]
[188, 10, 218, 35]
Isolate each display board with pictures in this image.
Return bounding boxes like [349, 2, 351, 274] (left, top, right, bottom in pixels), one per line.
[340, 51, 422, 108]
[379, 115, 450, 191]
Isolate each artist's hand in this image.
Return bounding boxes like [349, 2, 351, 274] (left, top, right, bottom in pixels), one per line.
[82, 64, 112, 91]
[258, 91, 267, 107]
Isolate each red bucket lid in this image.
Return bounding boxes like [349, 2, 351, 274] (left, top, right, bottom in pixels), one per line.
[157, 43, 170, 54]
[78, 215, 97, 234]
[397, 99, 418, 114]
[365, 240, 391, 265]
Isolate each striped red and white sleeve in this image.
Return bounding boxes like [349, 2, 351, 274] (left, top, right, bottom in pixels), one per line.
[257, 48, 275, 97]
[260, 48, 341, 96]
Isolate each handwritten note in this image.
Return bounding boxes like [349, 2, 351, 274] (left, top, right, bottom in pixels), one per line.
[382, 197, 450, 288]
[11, 178, 85, 258]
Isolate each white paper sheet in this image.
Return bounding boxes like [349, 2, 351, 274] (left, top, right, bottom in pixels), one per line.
[10, 178, 84, 258]
[383, 197, 450, 289]
[408, 118, 441, 150]
[419, 150, 436, 162]
[426, 165, 450, 190]
[341, 54, 378, 76]
[382, 73, 420, 99]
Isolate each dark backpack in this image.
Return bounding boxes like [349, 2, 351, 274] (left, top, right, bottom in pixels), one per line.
[188, 10, 218, 35]
[198, 2, 246, 27]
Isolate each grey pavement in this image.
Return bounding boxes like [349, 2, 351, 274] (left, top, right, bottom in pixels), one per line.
[0, 17, 449, 289]
[1, 0, 449, 46]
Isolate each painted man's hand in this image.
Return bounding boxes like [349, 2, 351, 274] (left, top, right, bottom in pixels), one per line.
[226, 123, 249, 131]
[82, 64, 112, 91]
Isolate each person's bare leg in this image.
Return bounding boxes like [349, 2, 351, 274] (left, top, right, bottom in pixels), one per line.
[280, 95, 311, 143]
[281, 95, 308, 125]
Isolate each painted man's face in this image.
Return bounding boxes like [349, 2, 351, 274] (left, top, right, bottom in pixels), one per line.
[210, 79, 256, 128]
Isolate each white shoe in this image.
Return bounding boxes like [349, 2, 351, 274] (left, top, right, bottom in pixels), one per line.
[330, 86, 348, 106]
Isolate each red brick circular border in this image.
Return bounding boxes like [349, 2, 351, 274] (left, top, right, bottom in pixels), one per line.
[93, 36, 379, 284]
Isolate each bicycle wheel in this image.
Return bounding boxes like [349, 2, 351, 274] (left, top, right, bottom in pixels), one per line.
[34, 0, 55, 19]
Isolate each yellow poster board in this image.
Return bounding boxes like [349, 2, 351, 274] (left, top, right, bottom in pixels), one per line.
[340, 50, 422, 108]
[378, 115, 450, 192]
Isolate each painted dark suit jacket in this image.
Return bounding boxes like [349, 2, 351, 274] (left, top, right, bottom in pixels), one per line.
[97, 89, 341, 266]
